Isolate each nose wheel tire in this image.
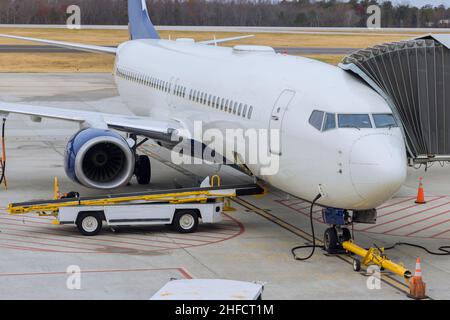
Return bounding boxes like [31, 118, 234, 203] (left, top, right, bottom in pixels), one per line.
[135, 155, 151, 185]
[77, 213, 103, 236]
[342, 227, 352, 242]
[323, 227, 339, 253]
[172, 210, 199, 234]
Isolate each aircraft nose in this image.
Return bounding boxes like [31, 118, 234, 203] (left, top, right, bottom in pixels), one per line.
[350, 134, 407, 207]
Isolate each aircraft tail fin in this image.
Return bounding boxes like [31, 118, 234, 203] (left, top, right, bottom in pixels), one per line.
[128, 0, 160, 40]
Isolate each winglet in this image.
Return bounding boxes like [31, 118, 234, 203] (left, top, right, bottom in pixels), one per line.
[128, 0, 160, 40]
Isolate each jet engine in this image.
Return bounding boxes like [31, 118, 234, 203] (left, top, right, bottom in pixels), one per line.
[65, 128, 135, 189]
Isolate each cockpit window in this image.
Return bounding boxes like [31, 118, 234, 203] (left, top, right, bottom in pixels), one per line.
[373, 114, 398, 128]
[309, 110, 324, 131]
[338, 114, 372, 129]
[323, 113, 336, 131]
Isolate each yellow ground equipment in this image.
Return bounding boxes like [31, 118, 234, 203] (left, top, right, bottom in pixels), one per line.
[342, 240, 412, 280]
[8, 182, 264, 216]
[8, 176, 263, 214]
[7, 178, 264, 236]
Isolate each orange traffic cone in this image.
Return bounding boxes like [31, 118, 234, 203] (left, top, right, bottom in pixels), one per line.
[408, 257, 427, 299]
[415, 177, 426, 204]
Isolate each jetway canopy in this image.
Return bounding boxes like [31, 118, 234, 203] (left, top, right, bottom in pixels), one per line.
[340, 35, 450, 162]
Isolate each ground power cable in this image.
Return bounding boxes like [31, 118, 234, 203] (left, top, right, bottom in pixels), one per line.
[382, 242, 450, 256]
[291, 194, 322, 261]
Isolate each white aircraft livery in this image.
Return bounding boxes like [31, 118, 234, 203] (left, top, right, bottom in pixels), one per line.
[0, 0, 407, 214]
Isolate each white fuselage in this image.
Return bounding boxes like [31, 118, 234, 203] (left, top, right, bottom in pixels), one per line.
[113, 38, 407, 210]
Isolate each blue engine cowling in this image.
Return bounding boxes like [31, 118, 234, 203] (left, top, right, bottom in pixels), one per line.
[65, 128, 135, 189]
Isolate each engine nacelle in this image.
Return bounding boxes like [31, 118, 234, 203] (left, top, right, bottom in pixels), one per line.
[65, 128, 135, 189]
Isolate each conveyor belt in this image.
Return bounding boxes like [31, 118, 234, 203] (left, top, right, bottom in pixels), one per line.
[9, 183, 264, 209]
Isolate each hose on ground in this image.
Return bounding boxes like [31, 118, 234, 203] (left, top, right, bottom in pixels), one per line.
[291, 194, 322, 261]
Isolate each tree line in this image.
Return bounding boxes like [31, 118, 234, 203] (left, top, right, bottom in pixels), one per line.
[0, 0, 449, 28]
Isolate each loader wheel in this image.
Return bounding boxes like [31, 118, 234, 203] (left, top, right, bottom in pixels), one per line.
[77, 213, 102, 236]
[172, 210, 199, 234]
[353, 258, 362, 272]
[135, 155, 151, 185]
[323, 228, 339, 253]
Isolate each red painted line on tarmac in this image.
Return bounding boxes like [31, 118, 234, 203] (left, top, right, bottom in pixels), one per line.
[0, 243, 63, 253]
[0, 216, 51, 225]
[178, 268, 194, 279]
[0, 224, 184, 250]
[0, 267, 193, 279]
[407, 218, 450, 237]
[383, 209, 450, 234]
[1, 213, 55, 222]
[361, 201, 450, 232]
[0, 235, 100, 252]
[431, 227, 450, 238]
[173, 232, 229, 240]
[0, 218, 228, 247]
[212, 225, 241, 231]
[377, 196, 417, 210]
[0, 213, 244, 254]
[0, 227, 183, 250]
[201, 228, 239, 235]
[277, 202, 322, 223]
[377, 196, 444, 218]
[164, 235, 210, 243]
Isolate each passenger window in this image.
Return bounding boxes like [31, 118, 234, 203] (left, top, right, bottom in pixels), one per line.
[309, 110, 324, 131]
[248, 106, 253, 119]
[233, 102, 238, 114]
[243, 105, 248, 117]
[220, 98, 224, 110]
[338, 114, 372, 129]
[323, 113, 336, 131]
[373, 114, 398, 128]
[238, 103, 242, 116]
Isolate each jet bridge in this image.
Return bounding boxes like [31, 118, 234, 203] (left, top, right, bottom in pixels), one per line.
[340, 34, 450, 164]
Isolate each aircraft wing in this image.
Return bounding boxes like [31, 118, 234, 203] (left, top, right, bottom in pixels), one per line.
[0, 102, 182, 142]
[0, 33, 254, 54]
[0, 34, 117, 55]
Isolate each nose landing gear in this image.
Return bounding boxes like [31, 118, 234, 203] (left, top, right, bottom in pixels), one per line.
[323, 226, 352, 254]
[322, 207, 353, 254]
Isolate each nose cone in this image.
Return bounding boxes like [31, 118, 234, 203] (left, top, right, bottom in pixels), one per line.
[350, 133, 407, 208]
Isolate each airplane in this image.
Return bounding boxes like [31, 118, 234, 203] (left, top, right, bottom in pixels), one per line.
[0, 0, 407, 215]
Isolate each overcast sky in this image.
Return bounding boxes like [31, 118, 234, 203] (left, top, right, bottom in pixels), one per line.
[390, 0, 450, 7]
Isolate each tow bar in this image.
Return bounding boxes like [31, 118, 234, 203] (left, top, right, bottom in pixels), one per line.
[322, 208, 412, 281]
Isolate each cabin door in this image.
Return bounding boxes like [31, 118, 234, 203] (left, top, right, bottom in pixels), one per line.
[269, 89, 295, 155]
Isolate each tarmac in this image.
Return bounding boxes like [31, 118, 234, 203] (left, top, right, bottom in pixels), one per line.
[0, 73, 449, 300]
